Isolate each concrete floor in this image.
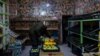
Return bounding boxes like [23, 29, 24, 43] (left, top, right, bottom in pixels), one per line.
[21, 46, 32, 56]
[21, 44, 76, 56]
[59, 44, 76, 56]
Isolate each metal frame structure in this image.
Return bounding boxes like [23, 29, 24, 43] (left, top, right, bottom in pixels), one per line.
[67, 11, 100, 56]
[0, 0, 9, 49]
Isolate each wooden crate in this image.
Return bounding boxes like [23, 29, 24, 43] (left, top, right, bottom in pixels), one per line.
[40, 50, 64, 56]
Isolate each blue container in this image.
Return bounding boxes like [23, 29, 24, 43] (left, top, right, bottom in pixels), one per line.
[12, 45, 22, 56]
[11, 40, 22, 56]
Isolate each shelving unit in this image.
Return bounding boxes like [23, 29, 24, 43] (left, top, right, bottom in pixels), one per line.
[43, 20, 59, 40]
[10, 17, 59, 38]
[10, 20, 59, 46]
[67, 11, 100, 56]
[0, 0, 10, 50]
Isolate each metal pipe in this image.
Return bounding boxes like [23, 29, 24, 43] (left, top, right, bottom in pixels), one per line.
[80, 21, 84, 52]
[2, 3, 6, 50]
[89, 28, 99, 34]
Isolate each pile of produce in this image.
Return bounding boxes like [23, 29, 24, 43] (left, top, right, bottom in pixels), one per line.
[42, 38, 59, 51]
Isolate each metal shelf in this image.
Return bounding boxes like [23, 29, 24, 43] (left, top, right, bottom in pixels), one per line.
[84, 44, 98, 52]
[69, 31, 99, 42]
[67, 11, 100, 55]
[67, 11, 100, 22]
[0, 21, 7, 27]
[0, 0, 10, 50]
[15, 28, 29, 31]
[68, 35, 98, 52]
[68, 19, 100, 22]
[68, 25, 99, 42]
[68, 25, 98, 34]
[0, 13, 9, 15]
[47, 28, 58, 30]
[67, 40, 81, 50]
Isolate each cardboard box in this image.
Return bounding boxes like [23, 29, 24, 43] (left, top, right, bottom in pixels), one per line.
[40, 51, 64, 56]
